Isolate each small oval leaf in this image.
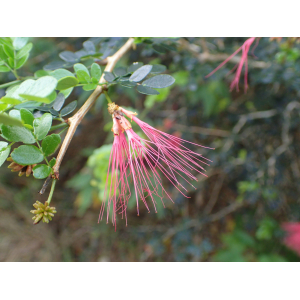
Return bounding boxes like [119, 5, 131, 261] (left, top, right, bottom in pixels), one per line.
[0, 141, 10, 167]
[128, 62, 143, 73]
[129, 65, 153, 82]
[60, 100, 77, 117]
[143, 74, 175, 89]
[1, 125, 36, 144]
[20, 108, 34, 126]
[33, 164, 52, 179]
[11, 145, 44, 165]
[33, 113, 52, 140]
[56, 76, 79, 90]
[137, 85, 160, 95]
[52, 93, 65, 111]
[91, 63, 102, 81]
[104, 72, 115, 82]
[42, 134, 61, 156]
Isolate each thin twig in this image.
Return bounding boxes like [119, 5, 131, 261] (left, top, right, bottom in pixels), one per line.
[52, 38, 134, 178]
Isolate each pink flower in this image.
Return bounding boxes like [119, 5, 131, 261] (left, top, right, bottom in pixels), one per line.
[99, 117, 131, 228]
[206, 37, 257, 93]
[282, 222, 300, 256]
[101, 103, 213, 226]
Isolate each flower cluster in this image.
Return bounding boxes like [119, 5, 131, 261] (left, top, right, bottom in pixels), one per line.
[7, 157, 36, 177]
[101, 103, 213, 227]
[30, 201, 57, 224]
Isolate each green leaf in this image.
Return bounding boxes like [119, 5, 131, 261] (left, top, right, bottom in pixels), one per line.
[9, 109, 21, 120]
[49, 157, 56, 168]
[20, 108, 34, 126]
[114, 67, 127, 77]
[91, 77, 99, 84]
[7, 79, 34, 101]
[60, 87, 73, 99]
[74, 63, 90, 76]
[1, 125, 35, 143]
[0, 65, 10, 72]
[0, 97, 22, 105]
[128, 62, 143, 73]
[83, 41, 95, 54]
[137, 85, 159, 95]
[104, 72, 115, 82]
[42, 134, 61, 156]
[56, 76, 79, 90]
[83, 84, 97, 91]
[11, 145, 44, 165]
[0, 113, 23, 126]
[80, 52, 103, 60]
[129, 65, 153, 82]
[91, 63, 102, 81]
[0, 104, 8, 111]
[16, 53, 29, 69]
[19, 76, 58, 100]
[0, 141, 10, 167]
[33, 164, 51, 179]
[44, 61, 65, 71]
[151, 64, 166, 74]
[13, 37, 29, 50]
[0, 45, 8, 61]
[16, 42, 33, 59]
[59, 51, 78, 63]
[48, 90, 57, 102]
[19, 95, 52, 104]
[8, 57, 14, 68]
[0, 38, 13, 49]
[33, 113, 52, 140]
[50, 69, 75, 80]
[34, 69, 49, 78]
[3, 45, 14, 59]
[60, 100, 77, 117]
[76, 69, 91, 84]
[52, 93, 65, 111]
[143, 74, 175, 88]
[120, 81, 137, 88]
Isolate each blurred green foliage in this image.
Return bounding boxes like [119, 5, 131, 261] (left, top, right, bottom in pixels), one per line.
[1, 37, 300, 261]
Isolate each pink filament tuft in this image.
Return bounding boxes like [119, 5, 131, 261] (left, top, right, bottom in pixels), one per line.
[101, 113, 213, 227]
[206, 37, 256, 93]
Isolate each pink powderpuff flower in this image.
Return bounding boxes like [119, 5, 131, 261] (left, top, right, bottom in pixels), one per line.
[206, 37, 257, 93]
[103, 103, 213, 226]
[99, 117, 131, 228]
[282, 222, 300, 256]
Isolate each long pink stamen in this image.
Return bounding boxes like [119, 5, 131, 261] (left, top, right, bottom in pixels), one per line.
[205, 37, 256, 93]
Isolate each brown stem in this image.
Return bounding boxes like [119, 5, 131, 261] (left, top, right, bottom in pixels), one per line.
[53, 37, 135, 178]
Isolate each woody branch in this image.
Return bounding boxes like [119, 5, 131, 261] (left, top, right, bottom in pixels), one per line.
[52, 37, 135, 178]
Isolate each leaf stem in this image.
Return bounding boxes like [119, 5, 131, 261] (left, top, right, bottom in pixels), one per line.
[104, 91, 112, 103]
[36, 140, 50, 167]
[47, 179, 56, 204]
[50, 123, 68, 132]
[58, 126, 68, 135]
